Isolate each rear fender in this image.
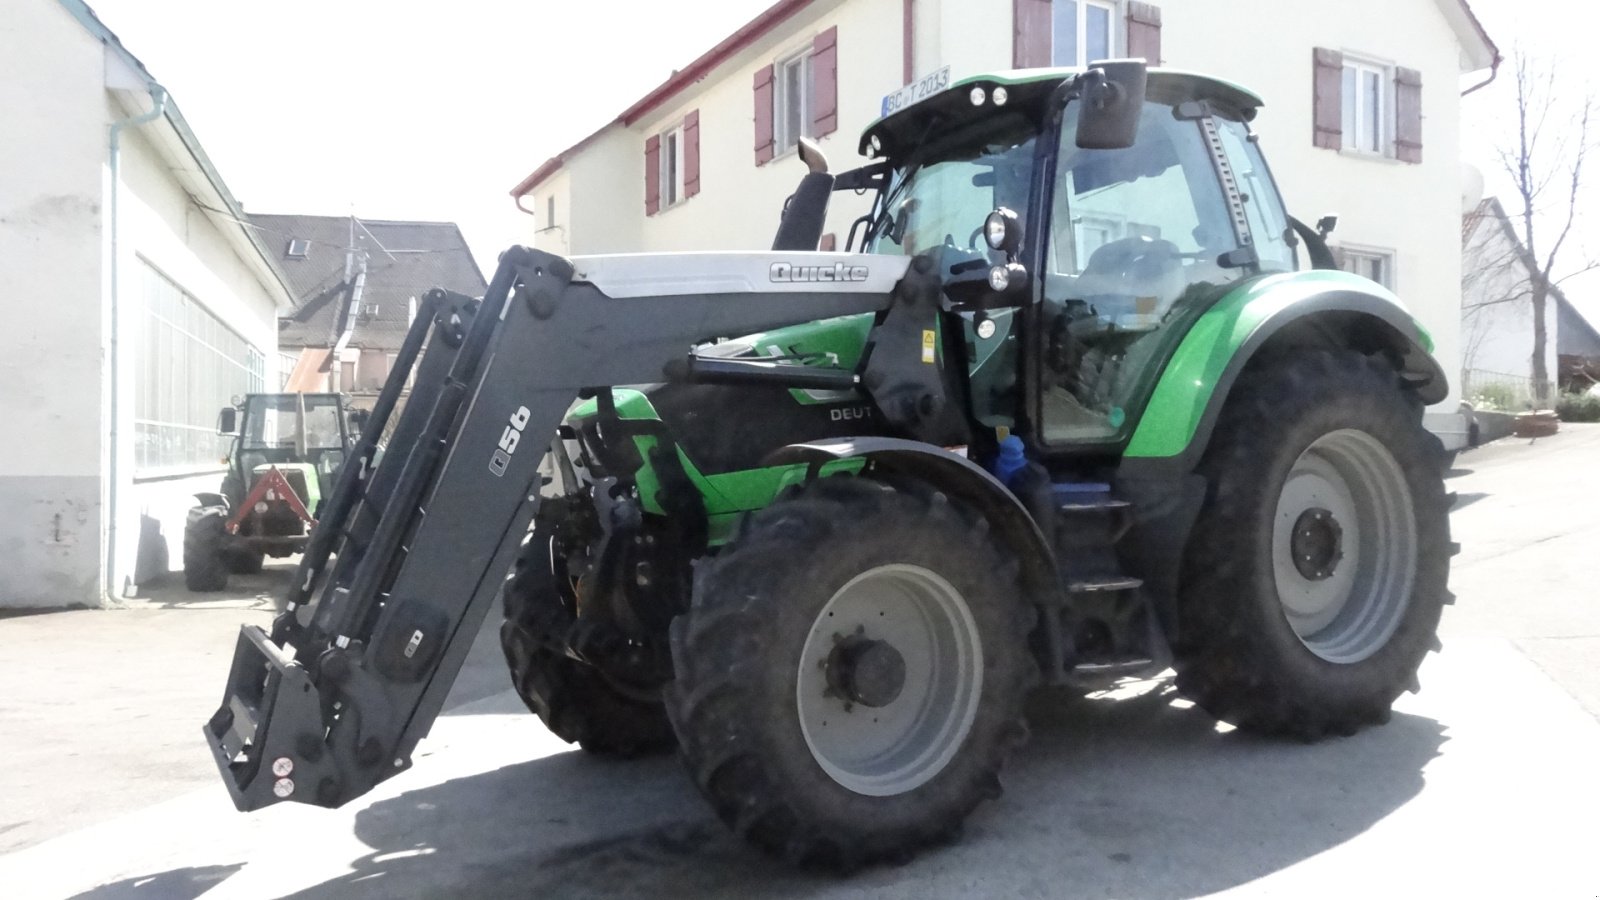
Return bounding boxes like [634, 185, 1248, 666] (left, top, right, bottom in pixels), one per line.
[1122, 271, 1446, 476]
[191, 495, 228, 515]
[764, 437, 1063, 605]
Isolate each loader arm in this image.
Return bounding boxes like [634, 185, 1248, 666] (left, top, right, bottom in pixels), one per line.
[205, 246, 910, 811]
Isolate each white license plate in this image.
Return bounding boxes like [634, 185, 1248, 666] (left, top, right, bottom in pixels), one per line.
[880, 66, 953, 118]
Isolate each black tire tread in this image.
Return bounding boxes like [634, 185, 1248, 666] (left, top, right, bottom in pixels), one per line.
[183, 512, 229, 592]
[1174, 349, 1452, 739]
[498, 532, 677, 758]
[666, 477, 1033, 870]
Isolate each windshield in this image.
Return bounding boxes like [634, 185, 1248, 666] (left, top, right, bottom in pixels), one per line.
[865, 114, 1039, 257]
[242, 395, 346, 450]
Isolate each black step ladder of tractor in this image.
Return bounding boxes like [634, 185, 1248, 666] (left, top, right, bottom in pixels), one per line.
[1043, 488, 1168, 688]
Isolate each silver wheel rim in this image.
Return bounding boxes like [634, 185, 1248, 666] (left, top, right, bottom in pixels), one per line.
[1273, 428, 1417, 663]
[797, 564, 983, 797]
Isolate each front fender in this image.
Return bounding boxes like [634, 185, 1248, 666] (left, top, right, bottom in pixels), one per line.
[765, 437, 1063, 604]
[192, 493, 228, 512]
[1123, 270, 1446, 474]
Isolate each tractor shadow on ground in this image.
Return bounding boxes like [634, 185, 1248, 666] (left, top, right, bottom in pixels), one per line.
[66, 863, 244, 900]
[281, 680, 1446, 900]
[129, 560, 295, 613]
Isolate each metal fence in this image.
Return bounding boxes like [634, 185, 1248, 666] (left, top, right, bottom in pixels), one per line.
[1461, 368, 1554, 411]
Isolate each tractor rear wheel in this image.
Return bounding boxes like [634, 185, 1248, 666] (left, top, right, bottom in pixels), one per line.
[498, 529, 676, 758]
[183, 511, 230, 592]
[666, 478, 1032, 869]
[1174, 349, 1451, 739]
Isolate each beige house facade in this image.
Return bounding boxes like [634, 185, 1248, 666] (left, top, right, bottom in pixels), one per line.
[511, 0, 1497, 436]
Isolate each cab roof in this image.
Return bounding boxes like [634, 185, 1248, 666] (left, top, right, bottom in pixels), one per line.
[861, 67, 1265, 158]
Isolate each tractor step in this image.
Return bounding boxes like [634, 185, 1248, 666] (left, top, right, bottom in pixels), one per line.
[1067, 575, 1143, 593]
[1057, 497, 1131, 512]
[1073, 657, 1156, 674]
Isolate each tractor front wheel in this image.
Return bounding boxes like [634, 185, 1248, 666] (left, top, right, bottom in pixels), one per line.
[666, 478, 1032, 869]
[1174, 349, 1452, 739]
[498, 529, 676, 758]
[182, 511, 230, 592]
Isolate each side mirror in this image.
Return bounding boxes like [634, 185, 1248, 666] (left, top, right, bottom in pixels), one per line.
[1075, 59, 1148, 150]
[1316, 215, 1339, 238]
[217, 407, 237, 435]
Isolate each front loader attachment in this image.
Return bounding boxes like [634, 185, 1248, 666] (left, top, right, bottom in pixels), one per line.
[204, 246, 900, 811]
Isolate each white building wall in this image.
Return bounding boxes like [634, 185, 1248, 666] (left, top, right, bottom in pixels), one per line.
[524, 0, 1480, 414]
[1461, 209, 1557, 394]
[0, 0, 288, 607]
[529, 168, 574, 256]
[1160, 0, 1469, 409]
[0, 0, 112, 607]
[626, 0, 897, 254]
[114, 117, 283, 592]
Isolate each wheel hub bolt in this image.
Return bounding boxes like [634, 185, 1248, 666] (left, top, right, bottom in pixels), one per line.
[1290, 507, 1344, 581]
[825, 634, 907, 709]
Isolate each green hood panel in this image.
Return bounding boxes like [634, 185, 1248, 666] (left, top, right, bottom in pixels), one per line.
[251, 462, 322, 512]
[1124, 270, 1435, 460]
[568, 389, 865, 544]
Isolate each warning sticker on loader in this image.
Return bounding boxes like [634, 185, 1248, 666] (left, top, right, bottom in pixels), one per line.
[921, 330, 936, 364]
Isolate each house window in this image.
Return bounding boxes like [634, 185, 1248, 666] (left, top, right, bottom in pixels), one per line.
[545, 196, 556, 229]
[1341, 59, 1390, 155]
[278, 351, 298, 389]
[286, 238, 310, 259]
[659, 124, 686, 208]
[775, 49, 814, 154]
[1052, 0, 1116, 67]
[1341, 247, 1394, 289]
[134, 260, 264, 473]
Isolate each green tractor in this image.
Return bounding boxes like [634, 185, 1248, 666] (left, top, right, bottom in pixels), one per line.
[207, 62, 1453, 871]
[183, 393, 360, 591]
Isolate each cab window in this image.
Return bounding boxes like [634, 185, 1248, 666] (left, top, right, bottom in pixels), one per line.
[1038, 101, 1247, 444]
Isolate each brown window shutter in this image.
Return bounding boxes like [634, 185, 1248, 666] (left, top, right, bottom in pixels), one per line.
[1013, 0, 1051, 67]
[1312, 48, 1343, 150]
[1126, 3, 1162, 64]
[645, 134, 661, 216]
[812, 27, 839, 137]
[753, 64, 775, 165]
[819, 233, 836, 252]
[684, 110, 701, 197]
[1395, 66, 1423, 163]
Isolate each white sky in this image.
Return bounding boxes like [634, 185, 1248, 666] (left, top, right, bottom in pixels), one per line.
[85, 0, 774, 269]
[86, 0, 1597, 321]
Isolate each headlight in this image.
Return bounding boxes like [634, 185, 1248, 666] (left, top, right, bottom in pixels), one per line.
[988, 265, 1012, 292]
[984, 214, 1008, 250]
[969, 86, 986, 106]
[992, 86, 1009, 106]
[984, 207, 1020, 253]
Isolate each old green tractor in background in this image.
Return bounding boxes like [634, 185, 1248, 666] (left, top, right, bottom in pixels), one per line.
[183, 393, 362, 591]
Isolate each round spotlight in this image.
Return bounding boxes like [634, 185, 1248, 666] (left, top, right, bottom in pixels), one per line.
[992, 86, 1009, 106]
[969, 86, 987, 106]
[984, 207, 1020, 253]
[975, 317, 998, 339]
[988, 265, 1011, 292]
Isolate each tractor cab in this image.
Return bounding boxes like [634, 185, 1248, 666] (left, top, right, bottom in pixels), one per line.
[218, 393, 354, 512]
[854, 65, 1301, 451]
